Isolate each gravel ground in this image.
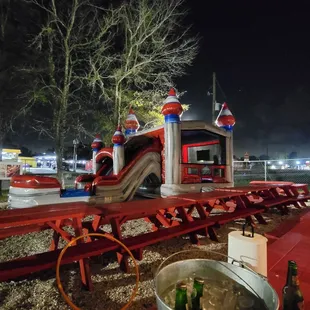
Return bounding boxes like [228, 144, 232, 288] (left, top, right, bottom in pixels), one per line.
[0, 202, 307, 310]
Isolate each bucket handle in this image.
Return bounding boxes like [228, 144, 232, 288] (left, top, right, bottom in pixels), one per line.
[242, 220, 254, 238]
[155, 249, 266, 281]
[155, 249, 226, 280]
[230, 259, 267, 281]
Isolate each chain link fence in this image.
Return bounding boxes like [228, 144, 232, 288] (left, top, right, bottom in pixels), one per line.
[233, 158, 310, 186]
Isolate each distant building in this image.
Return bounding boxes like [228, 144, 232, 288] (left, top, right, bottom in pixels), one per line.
[1, 148, 21, 161]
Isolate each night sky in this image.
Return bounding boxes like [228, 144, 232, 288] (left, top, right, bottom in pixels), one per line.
[7, 0, 310, 158]
[179, 0, 310, 158]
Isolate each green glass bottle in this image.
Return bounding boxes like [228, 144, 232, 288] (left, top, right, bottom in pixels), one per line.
[282, 260, 304, 310]
[175, 281, 188, 310]
[191, 277, 204, 310]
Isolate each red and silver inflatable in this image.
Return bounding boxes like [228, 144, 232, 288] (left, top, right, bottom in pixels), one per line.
[91, 134, 103, 174]
[125, 108, 140, 136]
[112, 125, 125, 175]
[8, 88, 235, 208]
[215, 102, 235, 132]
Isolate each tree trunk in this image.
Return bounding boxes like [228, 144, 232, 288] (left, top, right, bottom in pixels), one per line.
[55, 132, 65, 188]
[113, 81, 122, 126]
[54, 97, 67, 188]
[113, 84, 119, 126]
[54, 36, 70, 188]
[113, 103, 119, 126]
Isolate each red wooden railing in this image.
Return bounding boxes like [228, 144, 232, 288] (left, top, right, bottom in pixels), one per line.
[181, 163, 227, 184]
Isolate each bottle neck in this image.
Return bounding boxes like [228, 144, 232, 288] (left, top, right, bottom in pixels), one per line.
[286, 265, 298, 286]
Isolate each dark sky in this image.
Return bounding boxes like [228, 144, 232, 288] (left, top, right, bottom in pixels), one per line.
[179, 0, 310, 157]
[7, 0, 310, 157]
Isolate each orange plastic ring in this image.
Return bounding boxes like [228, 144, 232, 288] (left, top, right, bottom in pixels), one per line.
[56, 233, 140, 310]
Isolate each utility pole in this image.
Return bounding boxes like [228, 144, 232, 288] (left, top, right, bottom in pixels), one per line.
[212, 72, 216, 123]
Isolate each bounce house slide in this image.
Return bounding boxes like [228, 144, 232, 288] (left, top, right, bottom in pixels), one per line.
[93, 151, 161, 203]
[8, 150, 161, 209]
[75, 157, 113, 187]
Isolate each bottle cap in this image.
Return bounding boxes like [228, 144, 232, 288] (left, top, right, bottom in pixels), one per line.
[176, 281, 187, 290]
[289, 260, 297, 265]
[194, 277, 204, 285]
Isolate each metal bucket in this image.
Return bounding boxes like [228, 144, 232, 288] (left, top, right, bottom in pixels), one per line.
[155, 250, 279, 310]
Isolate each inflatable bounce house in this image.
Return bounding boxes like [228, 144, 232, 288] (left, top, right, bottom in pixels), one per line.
[8, 89, 235, 208]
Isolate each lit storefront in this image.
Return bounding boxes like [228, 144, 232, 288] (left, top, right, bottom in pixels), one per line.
[1, 148, 21, 161]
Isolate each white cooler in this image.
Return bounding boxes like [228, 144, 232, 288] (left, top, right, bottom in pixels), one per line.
[228, 223, 268, 277]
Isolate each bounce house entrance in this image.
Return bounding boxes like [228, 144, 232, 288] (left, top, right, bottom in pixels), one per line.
[181, 129, 227, 184]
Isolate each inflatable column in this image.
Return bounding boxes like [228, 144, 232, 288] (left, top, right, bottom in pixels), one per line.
[91, 134, 103, 175]
[215, 102, 235, 184]
[112, 125, 125, 175]
[124, 107, 140, 137]
[161, 88, 183, 184]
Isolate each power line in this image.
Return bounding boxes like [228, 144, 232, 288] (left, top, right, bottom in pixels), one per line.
[216, 79, 228, 101]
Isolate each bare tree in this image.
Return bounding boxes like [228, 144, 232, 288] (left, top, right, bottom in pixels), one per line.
[90, 0, 199, 126]
[21, 0, 120, 182]
[18, 0, 197, 182]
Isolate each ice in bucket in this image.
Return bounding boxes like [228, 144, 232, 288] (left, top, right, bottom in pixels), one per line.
[162, 274, 261, 310]
[155, 252, 279, 310]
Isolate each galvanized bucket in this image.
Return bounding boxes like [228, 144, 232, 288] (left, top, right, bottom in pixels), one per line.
[154, 250, 279, 310]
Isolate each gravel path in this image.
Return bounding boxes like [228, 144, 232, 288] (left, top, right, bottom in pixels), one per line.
[0, 204, 307, 310]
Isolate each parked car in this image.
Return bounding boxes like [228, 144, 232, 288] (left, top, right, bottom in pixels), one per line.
[52, 162, 70, 171]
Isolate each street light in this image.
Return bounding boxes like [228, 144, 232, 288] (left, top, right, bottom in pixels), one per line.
[73, 138, 79, 172]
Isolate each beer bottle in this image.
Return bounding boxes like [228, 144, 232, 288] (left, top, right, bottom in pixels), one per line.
[191, 277, 204, 310]
[175, 281, 188, 310]
[282, 260, 304, 310]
